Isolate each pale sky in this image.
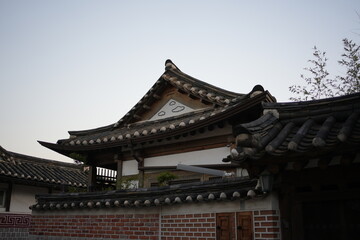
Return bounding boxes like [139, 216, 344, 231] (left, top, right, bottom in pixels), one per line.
[0, 0, 359, 163]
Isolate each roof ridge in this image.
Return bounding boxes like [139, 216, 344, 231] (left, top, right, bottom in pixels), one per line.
[263, 92, 360, 108]
[6, 149, 81, 170]
[165, 66, 243, 98]
[66, 59, 248, 137]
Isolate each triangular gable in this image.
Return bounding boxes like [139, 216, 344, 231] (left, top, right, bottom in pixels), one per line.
[134, 83, 212, 122]
[114, 60, 244, 126]
[149, 99, 194, 121]
[65, 59, 261, 138]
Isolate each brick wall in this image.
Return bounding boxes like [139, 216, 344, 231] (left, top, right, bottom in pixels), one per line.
[30, 214, 159, 239]
[161, 213, 216, 240]
[253, 210, 281, 240]
[29, 209, 281, 240]
[29, 195, 282, 240]
[0, 213, 31, 240]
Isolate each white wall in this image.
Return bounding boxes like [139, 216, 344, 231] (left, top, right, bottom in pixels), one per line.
[144, 147, 230, 167]
[10, 185, 48, 213]
[122, 160, 139, 176]
[122, 147, 231, 176]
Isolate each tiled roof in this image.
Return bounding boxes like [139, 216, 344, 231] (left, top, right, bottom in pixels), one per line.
[225, 93, 360, 163]
[114, 59, 246, 126]
[39, 60, 275, 154]
[0, 146, 87, 188]
[66, 60, 248, 138]
[31, 177, 262, 211]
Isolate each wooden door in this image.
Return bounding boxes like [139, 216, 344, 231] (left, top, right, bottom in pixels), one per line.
[302, 199, 360, 240]
[237, 212, 253, 240]
[216, 213, 234, 240]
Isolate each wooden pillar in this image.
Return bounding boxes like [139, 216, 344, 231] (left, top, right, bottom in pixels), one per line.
[138, 160, 144, 188]
[88, 164, 97, 192]
[5, 182, 12, 212]
[116, 160, 123, 190]
[132, 150, 144, 188]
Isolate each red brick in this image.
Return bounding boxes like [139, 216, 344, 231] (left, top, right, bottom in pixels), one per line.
[261, 222, 278, 227]
[260, 210, 277, 215]
[261, 233, 278, 238]
[267, 227, 280, 232]
[267, 216, 279, 221]
[255, 227, 267, 232]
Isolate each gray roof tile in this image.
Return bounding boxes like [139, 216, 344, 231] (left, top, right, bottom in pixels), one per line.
[0, 146, 87, 187]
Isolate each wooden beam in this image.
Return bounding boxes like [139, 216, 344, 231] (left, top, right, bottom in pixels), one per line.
[138, 164, 239, 171]
[317, 157, 331, 170]
[340, 154, 355, 166]
[268, 164, 280, 174]
[293, 160, 309, 171]
[249, 165, 262, 177]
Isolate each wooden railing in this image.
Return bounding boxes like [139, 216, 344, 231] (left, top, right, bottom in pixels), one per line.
[96, 168, 117, 183]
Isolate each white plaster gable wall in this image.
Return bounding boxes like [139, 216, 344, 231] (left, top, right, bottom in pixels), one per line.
[144, 147, 230, 167]
[150, 99, 194, 121]
[10, 184, 48, 213]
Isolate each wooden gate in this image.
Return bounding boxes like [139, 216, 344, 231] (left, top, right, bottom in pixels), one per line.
[216, 213, 234, 240]
[237, 212, 253, 240]
[216, 212, 252, 240]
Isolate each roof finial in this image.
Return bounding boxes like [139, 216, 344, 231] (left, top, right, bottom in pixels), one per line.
[252, 85, 264, 92]
[250, 85, 265, 98]
[165, 59, 179, 70]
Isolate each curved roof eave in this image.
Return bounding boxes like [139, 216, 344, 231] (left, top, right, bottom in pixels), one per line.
[39, 91, 272, 154]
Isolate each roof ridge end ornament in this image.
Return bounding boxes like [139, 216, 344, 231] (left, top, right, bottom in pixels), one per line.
[165, 59, 180, 71]
[263, 108, 279, 119]
[249, 84, 265, 98]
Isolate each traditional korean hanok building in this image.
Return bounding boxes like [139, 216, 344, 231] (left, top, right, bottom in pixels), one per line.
[31, 60, 360, 240]
[30, 60, 283, 240]
[227, 92, 360, 239]
[39, 60, 276, 190]
[0, 145, 87, 239]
